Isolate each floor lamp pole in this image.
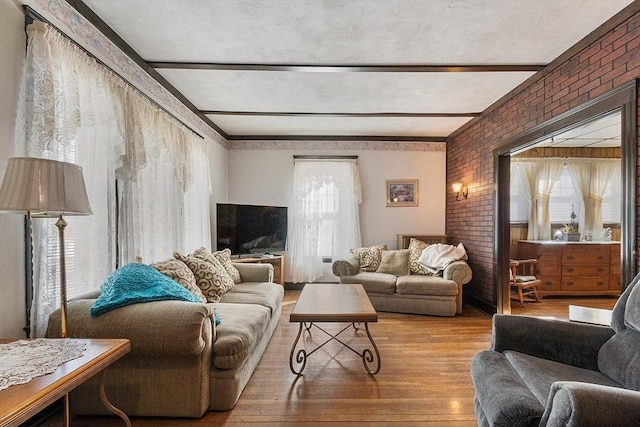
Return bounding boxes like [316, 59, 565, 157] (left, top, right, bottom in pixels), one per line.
[56, 215, 68, 339]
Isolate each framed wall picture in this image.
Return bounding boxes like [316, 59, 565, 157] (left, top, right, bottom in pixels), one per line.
[386, 179, 419, 207]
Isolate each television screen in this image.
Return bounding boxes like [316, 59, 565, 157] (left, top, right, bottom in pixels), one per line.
[216, 203, 288, 255]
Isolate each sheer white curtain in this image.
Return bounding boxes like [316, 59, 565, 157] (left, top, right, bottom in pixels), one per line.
[16, 21, 211, 335]
[290, 159, 362, 283]
[16, 22, 124, 336]
[567, 158, 620, 239]
[513, 158, 564, 240]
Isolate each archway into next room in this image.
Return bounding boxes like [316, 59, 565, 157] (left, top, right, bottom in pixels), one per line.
[494, 80, 637, 314]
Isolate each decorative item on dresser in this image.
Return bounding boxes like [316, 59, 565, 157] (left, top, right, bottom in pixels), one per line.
[517, 240, 621, 296]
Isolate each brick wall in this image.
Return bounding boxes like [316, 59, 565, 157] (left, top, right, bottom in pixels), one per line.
[447, 9, 640, 309]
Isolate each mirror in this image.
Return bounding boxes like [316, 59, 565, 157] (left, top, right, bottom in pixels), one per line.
[494, 81, 636, 314]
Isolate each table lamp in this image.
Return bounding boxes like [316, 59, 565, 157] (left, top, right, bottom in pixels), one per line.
[0, 157, 92, 338]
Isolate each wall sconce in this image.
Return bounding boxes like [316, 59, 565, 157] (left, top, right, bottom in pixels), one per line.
[452, 182, 468, 201]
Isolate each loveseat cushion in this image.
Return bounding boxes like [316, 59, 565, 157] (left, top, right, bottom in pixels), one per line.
[396, 275, 458, 296]
[339, 272, 396, 294]
[211, 302, 271, 370]
[598, 329, 640, 391]
[504, 350, 622, 405]
[219, 282, 284, 316]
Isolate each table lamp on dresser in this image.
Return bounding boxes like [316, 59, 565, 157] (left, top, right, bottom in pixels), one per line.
[0, 157, 92, 338]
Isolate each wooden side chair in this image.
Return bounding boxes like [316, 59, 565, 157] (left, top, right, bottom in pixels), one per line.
[509, 258, 542, 307]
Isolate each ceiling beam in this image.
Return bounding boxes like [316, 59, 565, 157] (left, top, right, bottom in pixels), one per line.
[149, 62, 545, 73]
[226, 135, 447, 142]
[202, 111, 481, 118]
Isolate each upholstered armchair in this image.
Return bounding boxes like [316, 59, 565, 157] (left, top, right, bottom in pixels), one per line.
[470, 273, 640, 426]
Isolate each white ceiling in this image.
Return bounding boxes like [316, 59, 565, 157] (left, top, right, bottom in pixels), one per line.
[80, 0, 634, 141]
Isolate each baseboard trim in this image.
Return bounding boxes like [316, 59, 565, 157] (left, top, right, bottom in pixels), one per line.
[464, 295, 496, 316]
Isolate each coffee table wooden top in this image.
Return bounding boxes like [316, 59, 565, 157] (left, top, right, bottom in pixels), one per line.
[290, 283, 378, 323]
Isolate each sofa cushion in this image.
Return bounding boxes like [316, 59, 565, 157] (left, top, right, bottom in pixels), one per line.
[211, 302, 271, 370]
[351, 244, 387, 272]
[174, 252, 234, 303]
[396, 275, 458, 296]
[376, 249, 410, 276]
[191, 247, 238, 287]
[408, 238, 433, 275]
[219, 282, 284, 316]
[598, 329, 640, 391]
[504, 350, 622, 405]
[340, 271, 396, 294]
[151, 258, 206, 303]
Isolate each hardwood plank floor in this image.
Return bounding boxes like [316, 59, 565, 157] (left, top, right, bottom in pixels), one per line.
[46, 290, 618, 427]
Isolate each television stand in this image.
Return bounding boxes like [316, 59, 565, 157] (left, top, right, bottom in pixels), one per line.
[234, 254, 284, 286]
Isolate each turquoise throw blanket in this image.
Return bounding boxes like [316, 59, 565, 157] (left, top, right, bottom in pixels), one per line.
[91, 263, 200, 316]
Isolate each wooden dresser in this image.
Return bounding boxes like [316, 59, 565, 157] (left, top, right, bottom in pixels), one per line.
[517, 240, 620, 296]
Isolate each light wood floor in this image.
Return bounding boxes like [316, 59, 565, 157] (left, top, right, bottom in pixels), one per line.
[47, 291, 617, 427]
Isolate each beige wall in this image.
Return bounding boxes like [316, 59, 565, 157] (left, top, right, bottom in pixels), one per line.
[227, 147, 446, 281]
[0, 0, 27, 338]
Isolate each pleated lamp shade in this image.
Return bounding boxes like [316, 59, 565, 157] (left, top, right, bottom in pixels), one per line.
[0, 157, 92, 216]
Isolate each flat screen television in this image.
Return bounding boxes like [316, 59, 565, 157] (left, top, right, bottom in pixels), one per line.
[216, 203, 288, 255]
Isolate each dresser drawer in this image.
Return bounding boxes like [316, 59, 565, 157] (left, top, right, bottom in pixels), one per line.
[563, 264, 609, 276]
[562, 277, 609, 291]
[562, 244, 610, 254]
[562, 252, 609, 264]
[537, 275, 561, 291]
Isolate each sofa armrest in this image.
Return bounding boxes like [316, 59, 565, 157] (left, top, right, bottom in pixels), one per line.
[490, 315, 615, 370]
[443, 260, 472, 285]
[332, 255, 360, 277]
[47, 298, 214, 357]
[541, 382, 640, 426]
[233, 262, 273, 283]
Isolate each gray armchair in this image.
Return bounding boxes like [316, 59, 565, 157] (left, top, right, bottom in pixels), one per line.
[471, 273, 640, 426]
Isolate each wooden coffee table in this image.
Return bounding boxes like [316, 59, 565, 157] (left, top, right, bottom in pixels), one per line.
[289, 283, 380, 375]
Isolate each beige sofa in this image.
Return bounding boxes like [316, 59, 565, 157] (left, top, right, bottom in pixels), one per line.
[332, 236, 472, 316]
[46, 262, 282, 417]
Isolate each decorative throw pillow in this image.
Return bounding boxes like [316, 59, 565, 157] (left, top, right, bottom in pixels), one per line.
[351, 244, 387, 272]
[212, 248, 242, 283]
[151, 258, 206, 303]
[174, 251, 234, 303]
[376, 249, 410, 276]
[191, 247, 238, 289]
[408, 238, 431, 275]
[90, 263, 200, 317]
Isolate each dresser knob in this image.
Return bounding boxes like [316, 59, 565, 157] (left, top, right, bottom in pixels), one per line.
[567, 281, 574, 286]
[567, 267, 574, 272]
[567, 256, 574, 260]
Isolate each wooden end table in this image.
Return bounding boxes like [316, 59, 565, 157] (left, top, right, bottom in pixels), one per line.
[0, 338, 131, 427]
[289, 283, 380, 375]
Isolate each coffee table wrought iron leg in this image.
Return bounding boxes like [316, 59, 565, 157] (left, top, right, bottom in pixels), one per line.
[289, 322, 307, 375]
[362, 322, 381, 375]
[99, 370, 131, 426]
[352, 321, 361, 331]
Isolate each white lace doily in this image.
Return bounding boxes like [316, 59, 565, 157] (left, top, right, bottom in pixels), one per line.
[0, 339, 86, 391]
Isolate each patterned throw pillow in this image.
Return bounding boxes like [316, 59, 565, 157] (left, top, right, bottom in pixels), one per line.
[351, 244, 387, 272]
[151, 258, 206, 303]
[191, 247, 240, 286]
[212, 248, 242, 283]
[408, 238, 431, 275]
[174, 251, 235, 303]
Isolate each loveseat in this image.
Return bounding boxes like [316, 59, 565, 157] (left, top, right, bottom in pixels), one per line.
[46, 259, 283, 418]
[332, 236, 472, 316]
[470, 273, 640, 426]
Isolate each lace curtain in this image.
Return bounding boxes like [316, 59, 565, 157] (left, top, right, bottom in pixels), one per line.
[512, 158, 564, 240]
[290, 159, 362, 283]
[567, 158, 620, 240]
[16, 22, 211, 336]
